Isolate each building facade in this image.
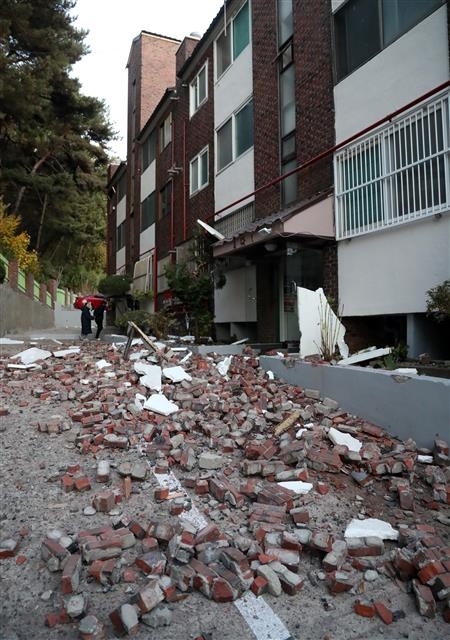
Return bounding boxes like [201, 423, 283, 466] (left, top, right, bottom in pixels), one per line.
[107, 0, 450, 355]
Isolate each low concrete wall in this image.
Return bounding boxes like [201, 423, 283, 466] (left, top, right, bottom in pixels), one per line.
[0, 284, 54, 335]
[260, 356, 450, 449]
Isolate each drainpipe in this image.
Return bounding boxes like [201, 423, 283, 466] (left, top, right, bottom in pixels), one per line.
[170, 118, 175, 256]
[153, 247, 158, 311]
[206, 80, 450, 223]
[183, 120, 187, 242]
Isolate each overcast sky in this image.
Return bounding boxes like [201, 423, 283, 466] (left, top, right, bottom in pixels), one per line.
[70, 0, 225, 160]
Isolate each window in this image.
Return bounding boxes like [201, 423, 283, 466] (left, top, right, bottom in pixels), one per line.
[334, 0, 444, 81]
[142, 130, 156, 170]
[141, 192, 156, 231]
[190, 63, 208, 115]
[335, 92, 449, 238]
[216, 1, 250, 78]
[278, 0, 293, 46]
[160, 114, 172, 150]
[117, 174, 126, 201]
[190, 147, 209, 195]
[235, 100, 253, 157]
[116, 221, 125, 250]
[279, 40, 297, 205]
[159, 182, 172, 220]
[217, 100, 253, 172]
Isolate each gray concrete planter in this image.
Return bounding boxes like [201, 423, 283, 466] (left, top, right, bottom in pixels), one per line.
[260, 356, 450, 449]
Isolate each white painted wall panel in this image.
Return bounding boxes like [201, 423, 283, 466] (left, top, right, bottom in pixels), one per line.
[141, 161, 156, 201]
[215, 264, 256, 322]
[334, 7, 449, 143]
[338, 215, 450, 316]
[214, 46, 253, 127]
[116, 197, 126, 225]
[140, 224, 155, 255]
[215, 149, 254, 216]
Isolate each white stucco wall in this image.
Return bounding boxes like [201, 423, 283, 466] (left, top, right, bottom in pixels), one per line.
[214, 44, 254, 214]
[214, 264, 256, 323]
[334, 6, 449, 143]
[140, 224, 155, 255]
[141, 160, 156, 201]
[116, 196, 126, 225]
[338, 215, 450, 316]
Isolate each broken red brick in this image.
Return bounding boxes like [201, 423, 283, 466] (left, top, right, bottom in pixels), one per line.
[374, 601, 393, 625]
[354, 599, 375, 618]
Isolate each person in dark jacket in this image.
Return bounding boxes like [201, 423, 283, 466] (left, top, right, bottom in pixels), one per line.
[93, 300, 107, 340]
[80, 300, 93, 339]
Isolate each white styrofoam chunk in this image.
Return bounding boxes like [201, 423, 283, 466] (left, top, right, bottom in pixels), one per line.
[135, 393, 146, 410]
[163, 366, 192, 383]
[393, 368, 418, 375]
[129, 349, 149, 361]
[0, 338, 24, 345]
[328, 426, 362, 453]
[95, 359, 111, 369]
[7, 363, 40, 370]
[179, 351, 192, 364]
[418, 455, 434, 464]
[134, 363, 162, 390]
[10, 347, 52, 365]
[339, 347, 391, 366]
[344, 518, 398, 541]
[266, 370, 275, 380]
[144, 394, 179, 416]
[296, 428, 307, 439]
[277, 481, 313, 494]
[297, 286, 349, 359]
[53, 348, 80, 358]
[217, 356, 232, 376]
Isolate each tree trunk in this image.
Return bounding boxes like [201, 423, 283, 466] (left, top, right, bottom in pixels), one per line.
[13, 153, 51, 214]
[35, 192, 48, 252]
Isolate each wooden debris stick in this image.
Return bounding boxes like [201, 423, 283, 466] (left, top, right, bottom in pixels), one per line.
[274, 410, 301, 437]
[123, 321, 171, 362]
[123, 324, 135, 361]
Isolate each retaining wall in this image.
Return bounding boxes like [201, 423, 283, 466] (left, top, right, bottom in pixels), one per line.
[0, 284, 54, 335]
[260, 356, 450, 449]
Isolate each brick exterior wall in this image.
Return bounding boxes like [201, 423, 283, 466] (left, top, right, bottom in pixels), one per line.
[256, 259, 280, 342]
[294, 0, 335, 200]
[252, 1, 280, 218]
[126, 33, 180, 273]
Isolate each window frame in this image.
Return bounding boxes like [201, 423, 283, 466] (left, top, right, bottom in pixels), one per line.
[215, 0, 250, 80]
[190, 146, 209, 196]
[160, 114, 172, 151]
[334, 0, 445, 83]
[116, 221, 126, 250]
[216, 99, 254, 173]
[141, 191, 156, 231]
[159, 181, 172, 221]
[190, 62, 208, 116]
[142, 130, 157, 171]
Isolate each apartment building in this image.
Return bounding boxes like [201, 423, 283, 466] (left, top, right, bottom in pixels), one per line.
[332, 0, 449, 356]
[107, 0, 449, 354]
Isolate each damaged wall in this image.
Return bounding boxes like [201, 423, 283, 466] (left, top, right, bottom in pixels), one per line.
[260, 356, 450, 449]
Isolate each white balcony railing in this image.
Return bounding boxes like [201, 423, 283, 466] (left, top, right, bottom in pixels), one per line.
[335, 90, 450, 240]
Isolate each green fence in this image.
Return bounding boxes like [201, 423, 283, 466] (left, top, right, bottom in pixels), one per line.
[0, 252, 76, 310]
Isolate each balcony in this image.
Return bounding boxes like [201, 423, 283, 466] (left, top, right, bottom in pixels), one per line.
[335, 90, 449, 240]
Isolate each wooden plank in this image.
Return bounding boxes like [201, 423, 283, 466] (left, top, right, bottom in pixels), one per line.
[127, 321, 171, 362]
[273, 410, 301, 437]
[123, 324, 134, 361]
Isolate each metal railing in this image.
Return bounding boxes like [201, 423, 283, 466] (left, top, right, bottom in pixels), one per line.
[214, 202, 255, 237]
[335, 90, 450, 239]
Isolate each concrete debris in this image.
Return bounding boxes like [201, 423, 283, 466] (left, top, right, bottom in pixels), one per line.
[0, 335, 449, 637]
[10, 347, 52, 365]
[338, 346, 392, 366]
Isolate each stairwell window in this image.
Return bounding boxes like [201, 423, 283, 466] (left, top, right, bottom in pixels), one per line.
[159, 182, 172, 220]
[116, 221, 125, 250]
[142, 130, 156, 171]
[141, 192, 156, 231]
[190, 147, 209, 195]
[217, 99, 254, 172]
[160, 114, 172, 150]
[190, 63, 208, 116]
[216, 1, 250, 79]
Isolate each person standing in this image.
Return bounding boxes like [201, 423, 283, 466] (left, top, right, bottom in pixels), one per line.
[93, 299, 107, 340]
[80, 300, 93, 339]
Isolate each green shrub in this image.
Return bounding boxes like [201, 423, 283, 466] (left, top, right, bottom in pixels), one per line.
[98, 274, 132, 297]
[0, 261, 6, 284]
[426, 279, 450, 322]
